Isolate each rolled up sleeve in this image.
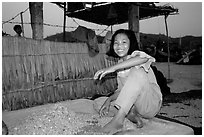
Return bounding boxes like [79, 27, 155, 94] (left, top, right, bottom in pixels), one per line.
[130, 51, 155, 72]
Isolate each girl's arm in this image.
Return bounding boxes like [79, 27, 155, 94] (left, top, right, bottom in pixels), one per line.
[99, 89, 120, 116]
[106, 89, 120, 102]
[94, 56, 148, 80]
[110, 56, 148, 72]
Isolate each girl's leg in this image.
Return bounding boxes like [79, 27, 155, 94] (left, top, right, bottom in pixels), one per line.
[126, 83, 162, 129]
[101, 68, 147, 133]
[135, 83, 162, 119]
[126, 105, 143, 128]
[114, 67, 148, 115]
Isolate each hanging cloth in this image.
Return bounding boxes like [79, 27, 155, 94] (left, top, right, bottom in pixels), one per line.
[103, 31, 113, 53]
[71, 26, 99, 57]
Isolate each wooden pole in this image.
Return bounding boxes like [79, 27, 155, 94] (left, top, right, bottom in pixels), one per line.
[128, 3, 140, 49]
[29, 2, 44, 39]
[164, 14, 172, 83]
[63, 2, 66, 42]
[20, 12, 24, 37]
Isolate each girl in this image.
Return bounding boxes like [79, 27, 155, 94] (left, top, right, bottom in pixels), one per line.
[94, 29, 162, 134]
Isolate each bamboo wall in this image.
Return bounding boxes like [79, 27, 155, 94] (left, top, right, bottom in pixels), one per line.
[2, 36, 118, 111]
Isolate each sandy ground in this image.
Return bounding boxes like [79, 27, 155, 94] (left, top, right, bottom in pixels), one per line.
[154, 62, 202, 134]
[2, 62, 202, 134]
[154, 62, 202, 93]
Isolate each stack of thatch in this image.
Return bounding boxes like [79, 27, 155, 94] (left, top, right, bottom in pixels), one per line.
[2, 36, 117, 111]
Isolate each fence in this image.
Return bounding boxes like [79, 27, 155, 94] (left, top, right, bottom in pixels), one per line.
[2, 36, 118, 111]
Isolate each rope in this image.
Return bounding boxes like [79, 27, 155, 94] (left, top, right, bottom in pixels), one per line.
[2, 21, 110, 33]
[97, 25, 110, 35]
[71, 18, 80, 26]
[2, 76, 116, 95]
[2, 4, 111, 36]
[3, 52, 106, 57]
[2, 7, 29, 25]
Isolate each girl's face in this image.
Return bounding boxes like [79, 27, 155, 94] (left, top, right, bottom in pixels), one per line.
[113, 33, 130, 59]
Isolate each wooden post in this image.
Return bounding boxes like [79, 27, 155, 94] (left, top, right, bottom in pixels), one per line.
[128, 3, 140, 49]
[164, 14, 172, 83]
[20, 12, 24, 37]
[63, 2, 66, 42]
[29, 2, 43, 39]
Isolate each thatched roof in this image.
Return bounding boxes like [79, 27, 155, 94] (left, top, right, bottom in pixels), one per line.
[53, 2, 178, 26]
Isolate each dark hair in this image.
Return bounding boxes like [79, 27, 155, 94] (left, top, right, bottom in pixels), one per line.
[106, 29, 139, 58]
[13, 25, 22, 31]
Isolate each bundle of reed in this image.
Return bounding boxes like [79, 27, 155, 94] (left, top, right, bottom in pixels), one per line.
[2, 36, 118, 111]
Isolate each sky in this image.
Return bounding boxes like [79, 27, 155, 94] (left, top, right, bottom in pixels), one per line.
[1, 1, 202, 38]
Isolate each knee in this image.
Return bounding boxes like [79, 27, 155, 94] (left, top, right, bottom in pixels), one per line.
[129, 67, 147, 80]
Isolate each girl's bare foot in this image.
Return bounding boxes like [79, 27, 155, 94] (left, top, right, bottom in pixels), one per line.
[100, 108, 126, 134]
[127, 107, 144, 128]
[100, 118, 123, 134]
[133, 116, 143, 128]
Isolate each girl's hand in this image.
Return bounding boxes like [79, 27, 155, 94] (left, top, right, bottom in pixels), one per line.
[94, 67, 115, 80]
[99, 99, 111, 117]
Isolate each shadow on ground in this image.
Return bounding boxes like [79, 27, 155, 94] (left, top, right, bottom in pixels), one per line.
[163, 90, 202, 104]
[160, 89, 202, 135]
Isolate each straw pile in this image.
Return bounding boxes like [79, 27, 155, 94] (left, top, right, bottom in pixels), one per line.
[2, 36, 118, 111]
[4, 97, 197, 135]
[9, 102, 136, 135]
